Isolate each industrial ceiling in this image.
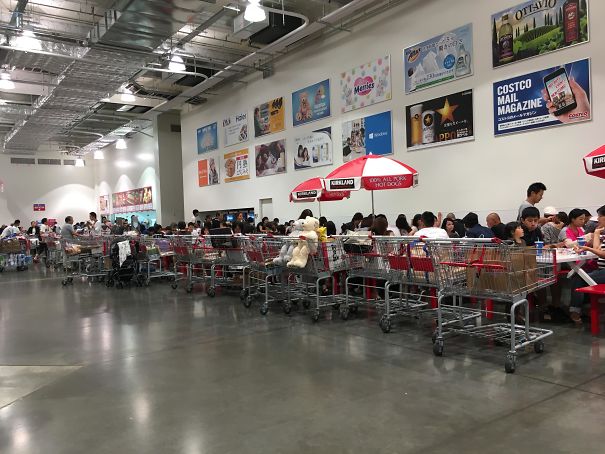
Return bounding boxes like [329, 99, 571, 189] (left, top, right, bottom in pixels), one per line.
[0, 0, 407, 156]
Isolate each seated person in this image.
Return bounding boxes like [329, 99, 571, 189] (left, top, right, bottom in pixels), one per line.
[462, 212, 494, 238]
[542, 210, 567, 245]
[504, 221, 525, 247]
[569, 205, 605, 323]
[558, 208, 585, 246]
[414, 212, 448, 239]
[486, 213, 507, 240]
[520, 207, 544, 247]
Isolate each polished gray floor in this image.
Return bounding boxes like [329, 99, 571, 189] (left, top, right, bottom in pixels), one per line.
[1, 267, 604, 454]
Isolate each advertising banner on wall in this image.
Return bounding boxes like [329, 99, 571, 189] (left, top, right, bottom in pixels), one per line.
[493, 58, 591, 136]
[112, 187, 153, 214]
[33, 203, 45, 212]
[340, 55, 391, 113]
[342, 111, 393, 162]
[223, 112, 248, 147]
[255, 139, 287, 177]
[294, 127, 333, 170]
[223, 149, 250, 183]
[491, 0, 589, 68]
[197, 122, 218, 154]
[406, 89, 474, 150]
[99, 195, 109, 215]
[291, 79, 331, 127]
[254, 97, 285, 138]
[404, 23, 473, 94]
[198, 158, 220, 187]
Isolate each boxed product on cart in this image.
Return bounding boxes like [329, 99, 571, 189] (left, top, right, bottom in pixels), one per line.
[321, 240, 347, 271]
[465, 247, 536, 294]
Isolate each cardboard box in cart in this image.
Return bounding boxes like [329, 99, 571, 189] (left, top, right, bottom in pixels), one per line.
[466, 247, 538, 294]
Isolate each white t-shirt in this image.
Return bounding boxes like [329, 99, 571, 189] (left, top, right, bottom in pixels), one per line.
[414, 227, 449, 239]
[0, 225, 20, 239]
[92, 220, 102, 234]
[39, 224, 49, 234]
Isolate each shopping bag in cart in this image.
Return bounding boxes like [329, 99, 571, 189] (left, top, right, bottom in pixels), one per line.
[321, 241, 347, 271]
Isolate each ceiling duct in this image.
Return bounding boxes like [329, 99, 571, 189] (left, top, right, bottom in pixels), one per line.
[2, 0, 209, 153]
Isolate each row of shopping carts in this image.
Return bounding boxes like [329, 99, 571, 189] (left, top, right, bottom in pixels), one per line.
[0, 237, 32, 272]
[49, 232, 557, 373]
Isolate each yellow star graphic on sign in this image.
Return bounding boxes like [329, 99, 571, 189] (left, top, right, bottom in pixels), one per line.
[437, 98, 459, 124]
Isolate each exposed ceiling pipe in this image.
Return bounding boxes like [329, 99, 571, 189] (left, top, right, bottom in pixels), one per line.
[144, 0, 376, 116]
[176, 8, 231, 47]
[9, 0, 29, 27]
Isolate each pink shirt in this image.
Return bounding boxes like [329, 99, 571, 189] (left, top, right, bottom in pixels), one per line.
[566, 226, 585, 242]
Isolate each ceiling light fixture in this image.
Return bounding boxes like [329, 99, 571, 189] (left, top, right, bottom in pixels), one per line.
[244, 0, 266, 23]
[120, 87, 136, 103]
[0, 71, 15, 90]
[93, 149, 105, 160]
[116, 138, 127, 150]
[14, 29, 42, 51]
[75, 158, 85, 167]
[168, 55, 186, 72]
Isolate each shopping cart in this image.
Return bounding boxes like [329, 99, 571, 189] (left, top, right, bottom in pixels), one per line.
[371, 236, 439, 333]
[136, 236, 177, 287]
[336, 234, 391, 320]
[284, 236, 349, 322]
[242, 235, 288, 315]
[426, 238, 556, 373]
[60, 236, 111, 285]
[40, 233, 63, 270]
[171, 235, 214, 293]
[0, 237, 31, 272]
[203, 235, 249, 298]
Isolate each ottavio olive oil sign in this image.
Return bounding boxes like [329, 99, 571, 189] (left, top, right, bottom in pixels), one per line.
[491, 0, 589, 68]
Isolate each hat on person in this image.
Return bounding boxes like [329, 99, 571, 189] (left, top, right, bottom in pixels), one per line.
[543, 206, 558, 216]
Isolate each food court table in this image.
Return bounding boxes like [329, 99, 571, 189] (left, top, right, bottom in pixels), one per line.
[539, 249, 598, 286]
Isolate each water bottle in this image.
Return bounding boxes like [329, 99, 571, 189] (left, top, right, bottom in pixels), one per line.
[535, 240, 544, 257]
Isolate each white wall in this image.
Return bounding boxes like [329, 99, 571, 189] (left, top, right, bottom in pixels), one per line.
[154, 113, 184, 224]
[0, 154, 95, 225]
[93, 129, 159, 224]
[181, 0, 604, 228]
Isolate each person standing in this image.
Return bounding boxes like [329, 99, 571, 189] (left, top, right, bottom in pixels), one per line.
[88, 212, 102, 235]
[61, 216, 76, 239]
[517, 182, 551, 224]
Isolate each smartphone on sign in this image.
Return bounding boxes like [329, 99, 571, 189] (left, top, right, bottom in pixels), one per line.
[543, 67, 577, 116]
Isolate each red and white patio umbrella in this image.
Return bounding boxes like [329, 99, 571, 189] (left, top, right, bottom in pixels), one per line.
[289, 177, 350, 216]
[584, 145, 605, 179]
[322, 155, 418, 213]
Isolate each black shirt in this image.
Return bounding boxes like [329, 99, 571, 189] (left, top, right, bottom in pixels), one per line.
[521, 226, 544, 247]
[491, 223, 507, 241]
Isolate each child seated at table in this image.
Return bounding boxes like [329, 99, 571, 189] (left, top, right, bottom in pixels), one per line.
[520, 207, 544, 247]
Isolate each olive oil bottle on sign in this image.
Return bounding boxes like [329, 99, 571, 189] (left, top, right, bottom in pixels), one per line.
[563, 0, 580, 45]
[498, 14, 514, 64]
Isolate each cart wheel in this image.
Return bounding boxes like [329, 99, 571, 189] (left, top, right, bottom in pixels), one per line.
[533, 341, 545, 354]
[260, 304, 269, 316]
[433, 339, 444, 357]
[240, 289, 248, 301]
[338, 307, 348, 320]
[350, 305, 359, 314]
[243, 295, 253, 308]
[303, 300, 311, 310]
[116, 282, 124, 289]
[61, 279, 68, 286]
[0, 266, 4, 273]
[171, 283, 178, 290]
[186, 284, 193, 294]
[379, 315, 391, 333]
[207, 287, 216, 298]
[431, 331, 437, 344]
[145, 278, 150, 287]
[136, 274, 145, 287]
[45, 261, 51, 269]
[106, 279, 114, 288]
[333, 303, 340, 311]
[283, 304, 292, 315]
[505, 354, 516, 374]
[311, 312, 320, 323]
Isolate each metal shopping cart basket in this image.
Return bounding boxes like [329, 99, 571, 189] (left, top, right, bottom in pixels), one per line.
[426, 238, 556, 373]
[0, 237, 31, 272]
[371, 236, 440, 333]
[204, 234, 250, 298]
[241, 235, 288, 315]
[283, 236, 349, 322]
[60, 235, 111, 285]
[40, 233, 63, 270]
[136, 236, 177, 287]
[171, 235, 216, 293]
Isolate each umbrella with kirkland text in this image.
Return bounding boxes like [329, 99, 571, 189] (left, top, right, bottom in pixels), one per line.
[289, 177, 350, 216]
[584, 144, 605, 179]
[322, 154, 419, 214]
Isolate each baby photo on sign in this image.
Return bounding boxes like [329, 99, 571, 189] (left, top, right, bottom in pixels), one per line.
[255, 140, 286, 177]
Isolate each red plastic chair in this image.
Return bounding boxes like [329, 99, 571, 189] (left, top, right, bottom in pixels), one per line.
[575, 284, 605, 336]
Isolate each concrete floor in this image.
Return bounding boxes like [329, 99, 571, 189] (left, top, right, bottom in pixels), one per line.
[1, 268, 605, 454]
